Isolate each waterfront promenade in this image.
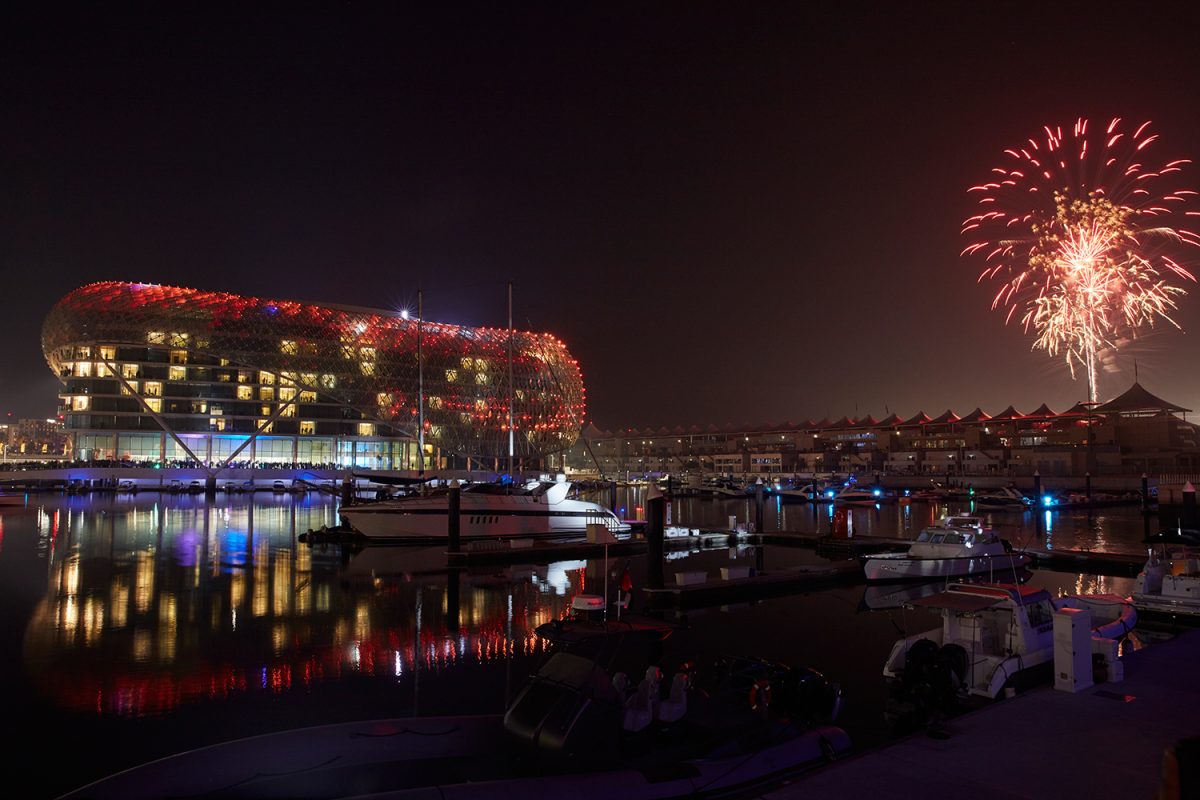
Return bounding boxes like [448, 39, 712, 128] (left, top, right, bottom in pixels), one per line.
[771, 628, 1200, 800]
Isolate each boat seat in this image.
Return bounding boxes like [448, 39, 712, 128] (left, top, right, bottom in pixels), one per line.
[623, 677, 657, 732]
[656, 672, 688, 722]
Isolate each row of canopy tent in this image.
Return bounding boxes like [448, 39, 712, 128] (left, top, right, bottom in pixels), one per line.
[589, 382, 1191, 440]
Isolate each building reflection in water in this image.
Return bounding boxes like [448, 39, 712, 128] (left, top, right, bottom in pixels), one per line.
[23, 497, 581, 717]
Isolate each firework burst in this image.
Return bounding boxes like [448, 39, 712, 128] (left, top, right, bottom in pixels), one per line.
[962, 118, 1199, 402]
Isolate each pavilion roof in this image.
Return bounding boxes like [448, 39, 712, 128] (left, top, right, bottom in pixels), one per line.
[1094, 381, 1191, 414]
[853, 414, 881, 427]
[878, 413, 903, 427]
[990, 405, 1024, 421]
[929, 409, 960, 425]
[1026, 403, 1056, 418]
[829, 416, 857, 429]
[959, 407, 991, 423]
[900, 411, 932, 426]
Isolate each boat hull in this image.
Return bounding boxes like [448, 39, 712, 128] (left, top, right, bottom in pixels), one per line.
[864, 553, 1031, 582]
[340, 494, 630, 541]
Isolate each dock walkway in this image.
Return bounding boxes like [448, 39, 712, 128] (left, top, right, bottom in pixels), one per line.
[769, 629, 1200, 800]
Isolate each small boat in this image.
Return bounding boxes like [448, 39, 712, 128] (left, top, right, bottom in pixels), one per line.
[0, 494, 24, 507]
[833, 484, 895, 505]
[972, 485, 1029, 509]
[882, 582, 1137, 704]
[340, 476, 631, 542]
[862, 513, 1027, 582]
[116, 480, 138, 494]
[1132, 528, 1200, 619]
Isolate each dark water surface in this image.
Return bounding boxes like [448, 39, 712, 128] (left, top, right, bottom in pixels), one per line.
[0, 490, 1161, 797]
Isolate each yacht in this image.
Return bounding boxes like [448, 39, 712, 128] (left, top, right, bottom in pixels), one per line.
[882, 582, 1136, 701]
[1132, 529, 1200, 619]
[339, 476, 631, 542]
[972, 485, 1029, 508]
[863, 514, 1027, 581]
[833, 484, 894, 505]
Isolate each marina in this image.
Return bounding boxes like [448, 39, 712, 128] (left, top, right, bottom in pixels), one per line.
[1, 487, 1193, 797]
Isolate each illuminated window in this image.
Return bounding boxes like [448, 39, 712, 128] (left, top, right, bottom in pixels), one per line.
[211, 417, 227, 431]
[219, 358, 231, 366]
[460, 412, 472, 424]
[147, 331, 165, 345]
[475, 372, 489, 385]
[460, 357, 473, 369]
[281, 372, 298, 385]
[169, 350, 188, 365]
[145, 398, 161, 413]
[75, 361, 92, 377]
[210, 405, 223, 415]
[168, 332, 189, 347]
[260, 387, 275, 401]
[120, 381, 138, 396]
[260, 405, 272, 416]
[360, 361, 375, 376]
[95, 362, 111, 377]
[376, 392, 392, 407]
[300, 372, 317, 386]
[280, 339, 297, 355]
[359, 347, 376, 361]
[121, 363, 138, 378]
[168, 366, 186, 381]
[99, 346, 116, 360]
[77, 346, 92, 358]
[260, 371, 275, 385]
[280, 404, 296, 418]
[279, 387, 296, 402]
[299, 420, 315, 435]
[475, 358, 488, 371]
[257, 419, 274, 433]
[475, 399, 488, 412]
[427, 396, 443, 410]
[445, 369, 458, 382]
[191, 401, 207, 413]
[299, 390, 316, 403]
[428, 425, 442, 439]
[218, 372, 231, 382]
[319, 374, 336, 390]
[237, 371, 251, 383]
[71, 395, 90, 411]
[357, 423, 375, 437]
[143, 382, 162, 397]
[236, 385, 252, 400]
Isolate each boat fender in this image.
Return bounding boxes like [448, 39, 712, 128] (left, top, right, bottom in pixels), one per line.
[749, 679, 772, 710]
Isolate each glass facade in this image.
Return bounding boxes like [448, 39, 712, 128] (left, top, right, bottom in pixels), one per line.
[42, 282, 587, 465]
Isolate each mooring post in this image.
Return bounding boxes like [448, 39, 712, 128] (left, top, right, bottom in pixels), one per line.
[448, 480, 462, 554]
[1033, 469, 1043, 534]
[754, 477, 765, 533]
[1183, 482, 1196, 530]
[204, 474, 217, 499]
[341, 474, 353, 506]
[647, 484, 665, 590]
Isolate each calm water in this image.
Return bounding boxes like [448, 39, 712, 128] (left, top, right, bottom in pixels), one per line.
[0, 489, 1162, 797]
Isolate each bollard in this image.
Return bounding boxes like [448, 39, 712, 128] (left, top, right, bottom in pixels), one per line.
[341, 475, 354, 506]
[647, 484, 665, 590]
[1183, 482, 1196, 530]
[754, 478, 765, 534]
[447, 481, 462, 554]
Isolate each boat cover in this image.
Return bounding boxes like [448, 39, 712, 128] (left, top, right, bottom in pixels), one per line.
[910, 593, 1001, 613]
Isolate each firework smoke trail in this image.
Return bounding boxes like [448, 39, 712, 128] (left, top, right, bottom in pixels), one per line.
[961, 118, 1199, 402]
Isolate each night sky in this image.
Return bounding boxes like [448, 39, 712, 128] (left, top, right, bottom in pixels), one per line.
[6, 3, 1200, 429]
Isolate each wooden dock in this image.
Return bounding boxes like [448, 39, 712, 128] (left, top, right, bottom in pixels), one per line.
[1019, 547, 1146, 576]
[768, 628, 1200, 800]
[642, 561, 862, 609]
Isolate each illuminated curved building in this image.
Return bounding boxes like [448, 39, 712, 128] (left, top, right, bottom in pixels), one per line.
[42, 282, 586, 467]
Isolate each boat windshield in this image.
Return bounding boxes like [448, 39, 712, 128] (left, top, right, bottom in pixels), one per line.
[942, 532, 964, 545]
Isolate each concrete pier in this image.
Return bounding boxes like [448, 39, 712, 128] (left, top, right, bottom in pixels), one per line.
[769, 629, 1200, 800]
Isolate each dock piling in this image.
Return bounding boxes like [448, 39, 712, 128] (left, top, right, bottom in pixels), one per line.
[754, 478, 764, 533]
[448, 481, 462, 554]
[647, 484, 664, 590]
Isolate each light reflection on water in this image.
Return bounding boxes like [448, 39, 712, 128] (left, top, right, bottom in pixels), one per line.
[0, 491, 1167, 796]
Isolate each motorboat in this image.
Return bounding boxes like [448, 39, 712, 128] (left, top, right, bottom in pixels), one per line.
[340, 476, 632, 542]
[703, 479, 749, 499]
[882, 583, 1137, 705]
[972, 485, 1029, 509]
[862, 513, 1027, 582]
[116, 479, 138, 493]
[1132, 529, 1200, 619]
[61, 598, 850, 800]
[833, 484, 895, 505]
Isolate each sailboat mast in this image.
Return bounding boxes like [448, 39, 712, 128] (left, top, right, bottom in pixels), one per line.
[507, 280, 515, 481]
[417, 288, 424, 481]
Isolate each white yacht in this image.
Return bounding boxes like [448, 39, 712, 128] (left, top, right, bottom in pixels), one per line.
[1132, 530, 1200, 619]
[833, 484, 893, 505]
[972, 485, 1029, 508]
[882, 583, 1136, 700]
[339, 476, 631, 542]
[863, 514, 1027, 581]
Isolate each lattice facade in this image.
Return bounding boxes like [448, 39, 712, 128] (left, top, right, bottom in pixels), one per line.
[42, 282, 586, 460]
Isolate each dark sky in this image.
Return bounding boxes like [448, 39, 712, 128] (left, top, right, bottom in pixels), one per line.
[5, 2, 1200, 429]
